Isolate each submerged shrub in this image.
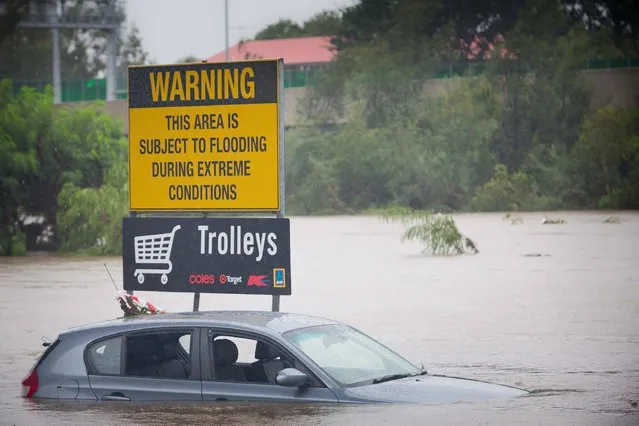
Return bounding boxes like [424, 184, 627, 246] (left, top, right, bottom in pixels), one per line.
[377, 207, 478, 255]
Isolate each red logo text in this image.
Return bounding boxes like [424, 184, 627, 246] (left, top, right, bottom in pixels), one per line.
[189, 274, 215, 284]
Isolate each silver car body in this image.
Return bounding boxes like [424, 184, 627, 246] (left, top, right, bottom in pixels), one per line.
[22, 310, 528, 404]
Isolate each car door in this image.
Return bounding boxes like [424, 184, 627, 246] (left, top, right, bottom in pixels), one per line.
[86, 327, 202, 401]
[200, 328, 339, 403]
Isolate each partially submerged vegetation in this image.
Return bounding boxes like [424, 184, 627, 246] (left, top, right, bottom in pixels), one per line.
[503, 213, 524, 224]
[541, 217, 566, 224]
[603, 216, 622, 224]
[377, 207, 478, 256]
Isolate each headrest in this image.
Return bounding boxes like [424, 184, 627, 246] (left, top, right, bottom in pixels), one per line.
[254, 340, 280, 360]
[128, 336, 159, 361]
[162, 343, 178, 360]
[214, 338, 239, 364]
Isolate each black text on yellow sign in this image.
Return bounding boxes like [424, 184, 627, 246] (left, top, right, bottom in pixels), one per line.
[127, 60, 280, 211]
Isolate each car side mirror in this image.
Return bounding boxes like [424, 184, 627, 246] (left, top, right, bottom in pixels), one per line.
[276, 368, 309, 387]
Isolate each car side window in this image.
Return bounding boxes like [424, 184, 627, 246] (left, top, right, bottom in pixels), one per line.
[87, 335, 122, 375]
[124, 329, 194, 380]
[208, 332, 324, 388]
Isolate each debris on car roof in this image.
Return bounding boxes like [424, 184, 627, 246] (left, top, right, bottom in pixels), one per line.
[117, 292, 167, 317]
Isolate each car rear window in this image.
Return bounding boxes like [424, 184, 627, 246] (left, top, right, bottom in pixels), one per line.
[86, 336, 122, 375]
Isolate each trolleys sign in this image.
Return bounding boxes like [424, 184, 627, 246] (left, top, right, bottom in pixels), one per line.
[122, 217, 291, 295]
[127, 59, 281, 212]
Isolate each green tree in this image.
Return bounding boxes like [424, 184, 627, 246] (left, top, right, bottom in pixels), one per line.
[176, 54, 201, 63]
[0, 79, 126, 255]
[57, 156, 128, 255]
[0, 79, 40, 255]
[333, 0, 528, 56]
[563, 0, 639, 55]
[116, 24, 150, 76]
[254, 10, 343, 40]
[469, 164, 536, 211]
[301, 11, 342, 36]
[285, 126, 343, 214]
[254, 19, 304, 40]
[288, 0, 639, 217]
[572, 107, 639, 208]
[0, 0, 30, 44]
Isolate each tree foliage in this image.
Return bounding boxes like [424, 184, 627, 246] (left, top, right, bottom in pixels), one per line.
[0, 79, 126, 255]
[175, 55, 201, 64]
[469, 164, 537, 212]
[572, 107, 639, 208]
[254, 11, 342, 40]
[286, 0, 637, 217]
[377, 207, 478, 255]
[0, 0, 30, 44]
[255, 19, 305, 40]
[57, 159, 128, 255]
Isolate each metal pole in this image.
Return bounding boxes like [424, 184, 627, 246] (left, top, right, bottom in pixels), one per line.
[52, 27, 61, 104]
[192, 292, 201, 312]
[271, 58, 286, 313]
[106, 29, 118, 101]
[127, 212, 137, 296]
[224, 0, 229, 60]
[49, 0, 62, 104]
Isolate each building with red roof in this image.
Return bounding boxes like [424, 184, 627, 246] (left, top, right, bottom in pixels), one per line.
[206, 36, 336, 71]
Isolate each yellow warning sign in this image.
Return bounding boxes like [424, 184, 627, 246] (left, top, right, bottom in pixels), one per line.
[127, 60, 280, 211]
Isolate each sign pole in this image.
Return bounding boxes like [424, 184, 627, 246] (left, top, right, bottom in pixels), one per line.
[271, 58, 285, 313]
[192, 292, 201, 312]
[126, 211, 137, 297]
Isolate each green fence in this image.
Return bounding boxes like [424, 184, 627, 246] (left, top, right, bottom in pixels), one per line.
[11, 77, 128, 103]
[10, 58, 639, 103]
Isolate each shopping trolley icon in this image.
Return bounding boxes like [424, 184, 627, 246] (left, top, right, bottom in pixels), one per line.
[133, 225, 181, 285]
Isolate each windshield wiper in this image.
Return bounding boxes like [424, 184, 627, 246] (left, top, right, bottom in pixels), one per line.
[372, 371, 427, 384]
[372, 373, 412, 384]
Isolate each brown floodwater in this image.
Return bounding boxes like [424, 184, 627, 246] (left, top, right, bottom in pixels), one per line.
[1, 212, 638, 425]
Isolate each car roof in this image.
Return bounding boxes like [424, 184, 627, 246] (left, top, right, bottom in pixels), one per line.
[60, 310, 341, 339]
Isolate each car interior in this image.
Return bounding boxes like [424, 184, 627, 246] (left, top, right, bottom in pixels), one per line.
[125, 332, 192, 379]
[212, 337, 293, 384]
[120, 331, 300, 384]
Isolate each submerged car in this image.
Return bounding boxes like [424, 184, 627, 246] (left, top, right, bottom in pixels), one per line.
[21, 311, 528, 404]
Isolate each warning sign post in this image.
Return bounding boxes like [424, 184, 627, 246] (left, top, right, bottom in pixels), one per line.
[124, 58, 288, 313]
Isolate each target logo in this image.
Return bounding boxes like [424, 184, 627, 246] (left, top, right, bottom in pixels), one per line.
[218, 274, 242, 285]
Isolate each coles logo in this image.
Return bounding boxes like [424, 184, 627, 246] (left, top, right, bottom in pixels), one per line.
[247, 275, 270, 287]
[219, 274, 242, 285]
[189, 274, 215, 285]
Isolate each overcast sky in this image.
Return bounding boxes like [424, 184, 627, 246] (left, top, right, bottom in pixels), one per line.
[124, 0, 358, 64]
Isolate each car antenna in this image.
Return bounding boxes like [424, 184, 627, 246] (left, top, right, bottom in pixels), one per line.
[104, 263, 120, 293]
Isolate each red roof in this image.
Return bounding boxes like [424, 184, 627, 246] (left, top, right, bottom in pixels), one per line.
[206, 36, 336, 65]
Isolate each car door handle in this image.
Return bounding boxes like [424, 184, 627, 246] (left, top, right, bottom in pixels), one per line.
[102, 393, 131, 402]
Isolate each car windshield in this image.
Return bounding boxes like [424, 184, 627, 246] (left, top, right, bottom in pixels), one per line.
[283, 324, 422, 387]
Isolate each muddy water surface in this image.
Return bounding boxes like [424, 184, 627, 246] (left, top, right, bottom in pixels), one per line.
[1, 212, 638, 425]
